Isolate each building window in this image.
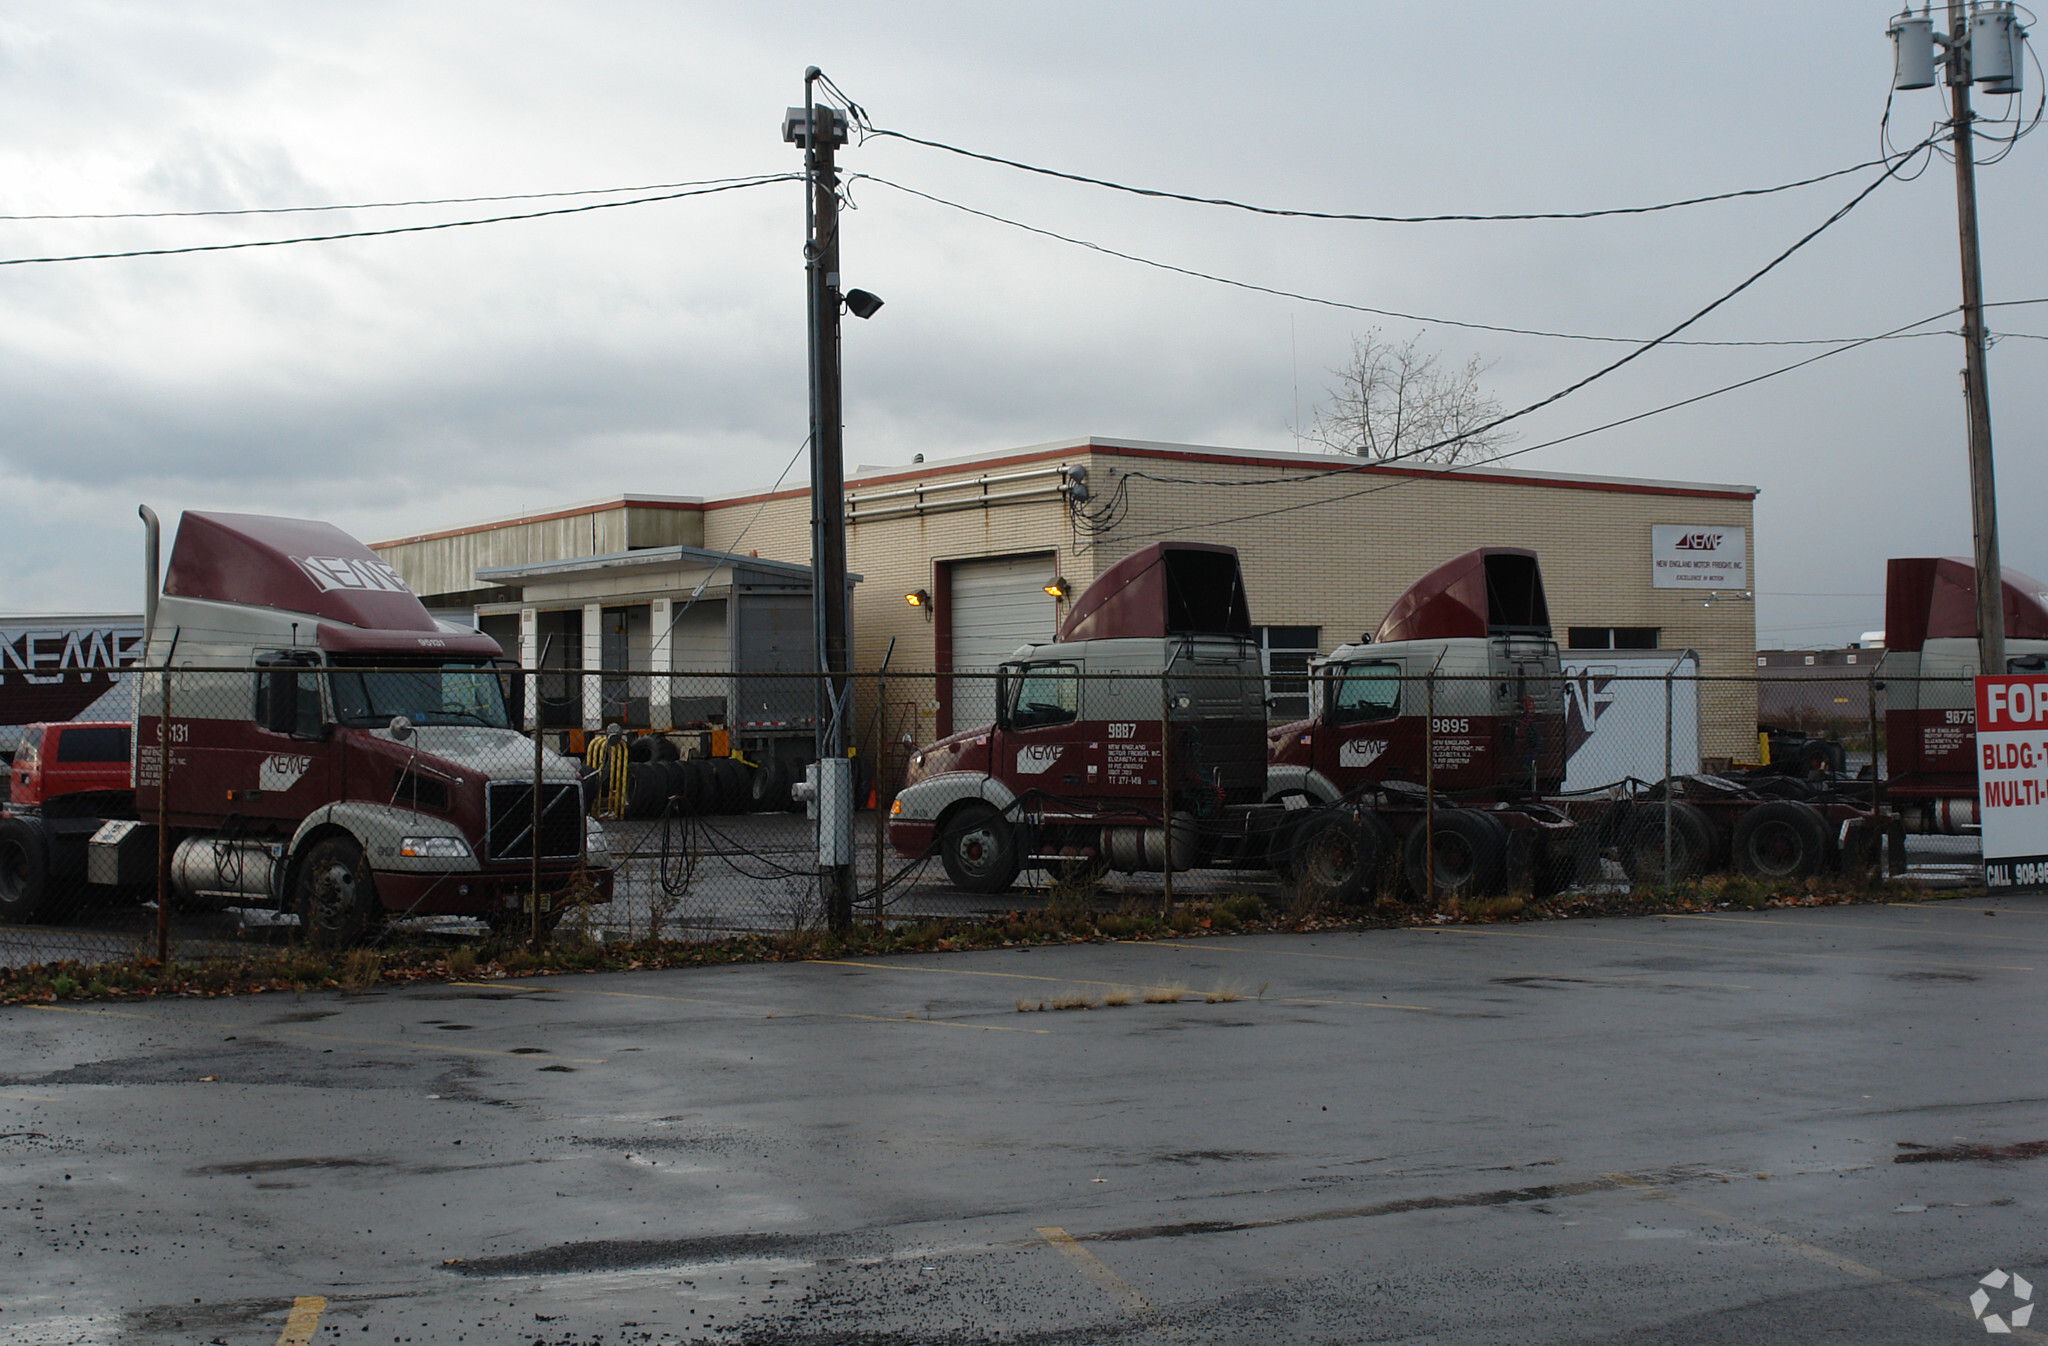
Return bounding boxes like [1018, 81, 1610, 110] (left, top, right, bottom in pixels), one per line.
[1567, 626, 1660, 650]
[1256, 625, 1320, 720]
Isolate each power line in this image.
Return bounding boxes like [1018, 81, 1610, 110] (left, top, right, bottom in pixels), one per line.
[864, 127, 1903, 224]
[854, 167, 1948, 349]
[1095, 309, 1944, 544]
[0, 173, 789, 222]
[0, 175, 799, 267]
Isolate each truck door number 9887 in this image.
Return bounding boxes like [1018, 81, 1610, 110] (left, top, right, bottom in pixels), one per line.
[1107, 723, 1138, 739]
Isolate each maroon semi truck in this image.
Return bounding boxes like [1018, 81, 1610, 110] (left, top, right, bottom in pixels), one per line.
[1880, 556, 2048, 838]
[0, 508, 612, 943]
[888, 542, 1576, 902]
[1276, 547, 1887, 884]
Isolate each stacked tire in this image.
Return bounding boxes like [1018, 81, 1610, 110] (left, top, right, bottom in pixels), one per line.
[615, 754, 795, 820]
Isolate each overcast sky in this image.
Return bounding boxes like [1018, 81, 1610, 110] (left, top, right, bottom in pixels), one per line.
[0, 1, 2041, 647]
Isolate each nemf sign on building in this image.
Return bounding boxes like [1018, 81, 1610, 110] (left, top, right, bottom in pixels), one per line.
[1651, 525, 1748, 589]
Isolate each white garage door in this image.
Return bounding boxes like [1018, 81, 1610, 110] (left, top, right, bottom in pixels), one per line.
[950, 553, 1058, 728]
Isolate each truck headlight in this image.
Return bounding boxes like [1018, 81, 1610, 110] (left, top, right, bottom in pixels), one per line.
[398, 836, 472, 860]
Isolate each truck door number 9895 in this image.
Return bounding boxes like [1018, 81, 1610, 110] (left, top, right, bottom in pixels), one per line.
[1107, 722, 1137, 739]
[1431, 718, 1470, 735]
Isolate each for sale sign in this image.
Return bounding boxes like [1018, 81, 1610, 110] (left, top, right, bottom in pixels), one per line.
[1976, 675, 2048, 891]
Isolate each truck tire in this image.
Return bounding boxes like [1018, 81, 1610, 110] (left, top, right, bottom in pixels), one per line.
[710, 759, 749, 815]
[1290, 810, 1395, 905]
[1402, 808, 1507, 904]
[294, 836, 382, 948]
[624, 762, 664, 819]
[678, 759, 712, 814]
[650, 735, 680, 763]
[1732, 800, 1832, 879]
[1837, 817, 1880, 878]
[0, 816, 51, 922]
[938, 803, 1020, 895]
[748, 760, 789, 812]
[1621, 802, 1716, 886]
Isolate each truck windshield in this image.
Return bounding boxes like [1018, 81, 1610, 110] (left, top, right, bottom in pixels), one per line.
[329, 662, 512, 729]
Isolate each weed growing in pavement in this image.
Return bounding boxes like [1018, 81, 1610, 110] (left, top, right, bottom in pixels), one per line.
[339, 950, 382, 991]
[1102, 987, 1133, 1007]
[1143, 982, 1187, 1004]
[1015, 998, 1045, 1013]
[1050, 990, 1100, 1011]
[446, 946, 477, 979]
[1204, 984, 1243, 1004]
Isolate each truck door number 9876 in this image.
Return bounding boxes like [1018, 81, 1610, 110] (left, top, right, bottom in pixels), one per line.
[1107, 723, 1137, 739]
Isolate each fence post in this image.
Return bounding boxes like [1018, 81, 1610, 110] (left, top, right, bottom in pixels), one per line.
[531, 669, 546, 951]
[1868, 666, 1885, 877]
[1663, 668, 1675, 889]
[156, 667, 171, 969]
[873, 674, 888, 924]
[1424, 669, 1436, 909]
[1160, 671, 1174, 915]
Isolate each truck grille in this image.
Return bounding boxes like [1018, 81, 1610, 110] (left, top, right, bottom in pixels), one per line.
[484, 781, 584, 862]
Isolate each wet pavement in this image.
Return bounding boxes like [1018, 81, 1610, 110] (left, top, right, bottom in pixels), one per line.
[2, 895, 2046, 1344]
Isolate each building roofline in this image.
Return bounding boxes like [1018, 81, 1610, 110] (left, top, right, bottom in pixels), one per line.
[375, 437, 1758, 552]
[371, 494, 705, 549]
[476, 543, 817, 584]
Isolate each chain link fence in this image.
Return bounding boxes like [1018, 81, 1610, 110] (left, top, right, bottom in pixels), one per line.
[0, 662, 1990, 976]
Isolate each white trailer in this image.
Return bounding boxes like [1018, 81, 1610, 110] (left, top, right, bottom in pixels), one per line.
[1559, 649, 1700, 792]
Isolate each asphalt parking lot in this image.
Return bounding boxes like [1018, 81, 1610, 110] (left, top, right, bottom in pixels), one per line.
[2, 896, 2045, 1345]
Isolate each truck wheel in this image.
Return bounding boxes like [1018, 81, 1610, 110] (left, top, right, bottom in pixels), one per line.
[1837, 817, 1880, 879]
[1732, 800, 1831, 879]
[1290, 811, 1394, 905]
[938, 803, 1020, 895]
[1402, 809, 1507, 904]
[0, 816, 50, 922]
[1621, 802, 1715, 886]
[294, 836, 382, 948]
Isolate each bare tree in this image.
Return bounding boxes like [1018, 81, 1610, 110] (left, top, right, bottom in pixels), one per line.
[1303, 329, 1515, 464]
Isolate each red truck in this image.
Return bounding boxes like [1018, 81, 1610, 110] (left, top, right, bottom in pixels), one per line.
[1879, 556, 2048, 837]
[0, 508, 612, 943]
[887, 542, 1575, 903]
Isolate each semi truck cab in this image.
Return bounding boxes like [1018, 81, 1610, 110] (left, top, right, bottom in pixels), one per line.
[0, 509, 612, 940]
[1269, 548, 1566, 806]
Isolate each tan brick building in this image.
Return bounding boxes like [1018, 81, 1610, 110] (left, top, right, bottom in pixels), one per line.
[372, 436, 1759, 758]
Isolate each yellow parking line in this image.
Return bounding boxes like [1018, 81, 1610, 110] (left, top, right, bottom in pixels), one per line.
[276, 1296, 326, 1346]
[1415, 924, 2033, 973]
[812, 957, 1434, 1013]
[1605, 1174, 2038, 1338]
[1037, 1227, 1155, 1316]
[457, 982, 1051, 1034]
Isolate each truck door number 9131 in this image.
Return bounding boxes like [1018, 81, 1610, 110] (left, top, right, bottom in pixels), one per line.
[1107, 722, 1137, 739]
[1431, 718, 1470, 735]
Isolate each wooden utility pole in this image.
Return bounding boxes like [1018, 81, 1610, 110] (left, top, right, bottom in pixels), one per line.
[1948, 0, 2007, 676]
[788, 73, 855, 934]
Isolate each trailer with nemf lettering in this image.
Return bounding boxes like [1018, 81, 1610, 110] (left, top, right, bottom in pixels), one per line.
[0, 616, 145, 762]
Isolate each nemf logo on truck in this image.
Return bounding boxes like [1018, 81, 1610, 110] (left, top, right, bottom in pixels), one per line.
[290, 554, 412, 595]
